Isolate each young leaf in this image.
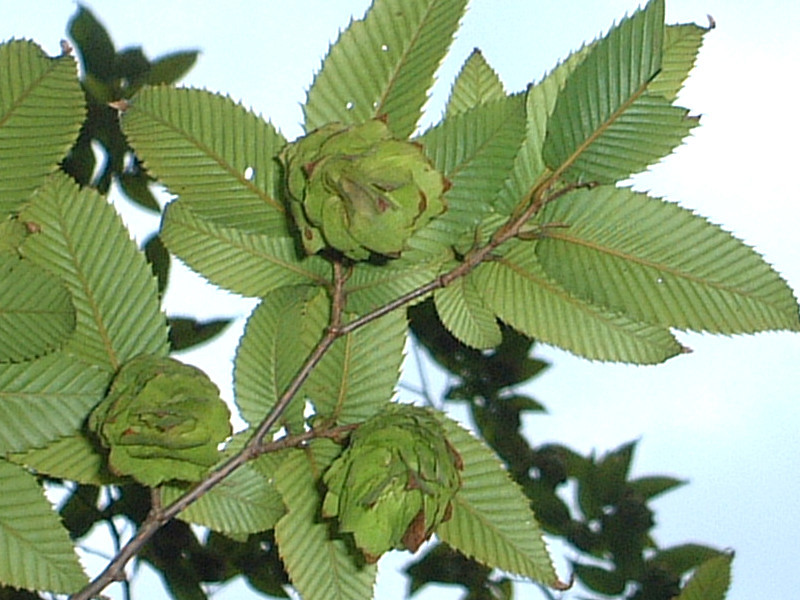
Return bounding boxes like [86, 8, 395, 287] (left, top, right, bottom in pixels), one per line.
[0, 459, 88, 594]
[234, 286, 327, 433]
[537, 186, 800, 333]
[123, 86, 289, 235]
[472, 240, 684, 363]
[304, 0, 468, 138]
[543, 0, 697, 183]
[0, 256, 75, 363]
[162, 463, 285, 537]
[303, 309, 407, 425]
[160, 201, 330, 298]
[434, 415, 561, 588]
[0, 40, 84, 215]
[675, 553, 733, 600]
[6, 432, 115, 486]
[274, 441, 377, 600]
[19, 174, 169, 371]
[419, 94, 526, 245]
[445, 49, 506, 117]
[434, 274, 502, 350]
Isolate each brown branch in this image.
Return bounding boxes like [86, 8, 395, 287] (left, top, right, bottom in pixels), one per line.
[71, 179, 575, 599]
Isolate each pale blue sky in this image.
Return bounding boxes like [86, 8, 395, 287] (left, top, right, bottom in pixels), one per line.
[3, 2, 799, 599]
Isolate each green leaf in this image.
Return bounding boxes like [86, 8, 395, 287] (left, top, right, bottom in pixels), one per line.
[0, 40, 84, 214]
[148, 50, 199, 85]
[19, 173, 169, 371]
[144, 233, 170, 295]
[274, 441, 377, 600]
[629, 475, 686, 500]
[573, 563, 626, 596]
[675, 553, 733, 600]
[123, 86, 288, 235]
[418, 94, 526, 247]
[68, 6, 116, 82]
[304, 0, 468, 138]
[0, 354, 108, 453]
[434, 275, 501, 349]
[0, 256, 75, 362]
[472, 240, 683, 363]
[7, 432, 115, 485]
[434, 415, 561, 587]
[303, 309, 407, 425]
[234, 287, 327, 433]
[650, 24, 708, 101]
[652, 543, 725, 577]
[160, 201, 330, 298]
[543, 0, 697, 183]
[445, 49, 506, 117]
[537, 186, 800, 333]
[168, 317, 230, 352]
[163, 463, 285, 536]
[0, 460, 88, 593]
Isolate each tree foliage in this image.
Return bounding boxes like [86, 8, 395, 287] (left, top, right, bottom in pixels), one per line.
[0, 2, 796, 599]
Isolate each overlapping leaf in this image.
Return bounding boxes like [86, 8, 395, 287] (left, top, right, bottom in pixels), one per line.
[274, 441, 377, 600]
[417, 94, 526, 248]
[304, 0, 468, 138]
[302, 309, 407, 425]
[0, 256, 75, 362]
[163, 463, 285, 537]
[344, 258, 442, 315]
[537, 186, 800, 333]
[123, 86, 288, 235]
[160, 201, 329, 298]
[472, 240, 683, 363]
[434, 415, 560, 586]
[7, 433, 114, 485]
[234, 286, 327, 433]
[0, 354, 108, 453]
[445, 49, 505, 117]
[0, 40, 84, 214]
[434, 274, 501, 349]
[0, 460, 88, 594]
[496, 44, 591, 214]
[19, 174, 168, 371]
[543, 0, 699, 183]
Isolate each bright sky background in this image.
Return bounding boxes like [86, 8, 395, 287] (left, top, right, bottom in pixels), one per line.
[3, 1, 800, 599]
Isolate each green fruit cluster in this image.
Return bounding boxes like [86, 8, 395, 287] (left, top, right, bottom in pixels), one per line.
[280, 119, 448, 260]
[89, 355, 231, 487]
[322, 404, 462, 562]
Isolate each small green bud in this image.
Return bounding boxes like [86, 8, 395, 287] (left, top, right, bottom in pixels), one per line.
[89, 355, 231, 487]
[322, 404, 462, 562]
[280, 119, 448, 260]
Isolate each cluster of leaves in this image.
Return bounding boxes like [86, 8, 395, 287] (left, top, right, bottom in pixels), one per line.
[0, 0, 794, 599]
